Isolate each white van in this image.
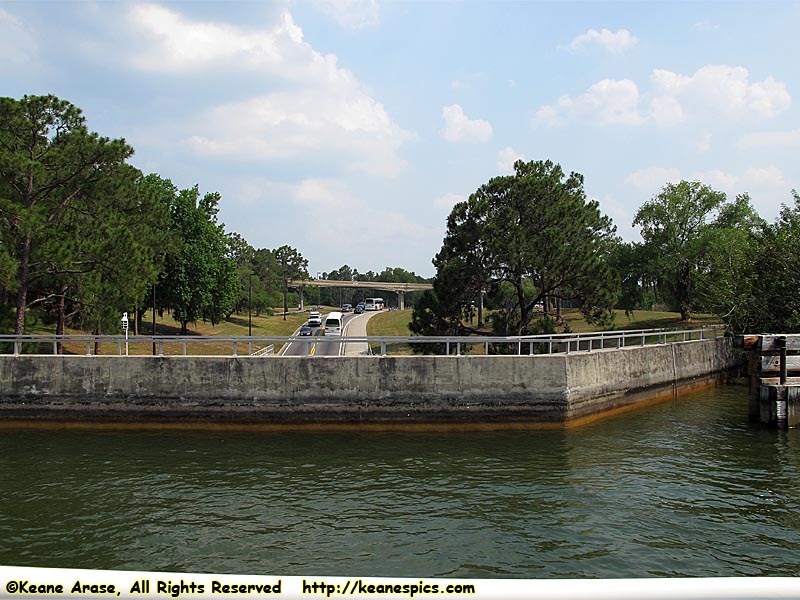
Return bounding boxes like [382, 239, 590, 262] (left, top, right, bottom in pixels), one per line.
[324, 311, 343, 335]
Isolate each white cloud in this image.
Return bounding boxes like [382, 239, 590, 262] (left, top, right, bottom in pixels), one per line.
[236, 177, 352, 210]
[536, 65, 791, 128]
[566, 28, 639, 53]
[441, 104, 493, 142]
[127, 5, 412, 176]
[650, 65, 791, 122]
[0, 8, 37, 66]
[126, 5, 374, 90]
[129, 4, 298, 72]
[448, 72, 487, 91]
[624, 167, 682, 193]
[188, 91, 413, 177]
[286, 180, 440, 254]
[434, 193, 466, 210]
[496, 147, 527, 173]
[649, 95, 684, 127]
[738, 128, 800, 149]
[695, 130, 712, 153]
[741, 166, 787, 188]
[693, 166, 786, 195]
[692, 169, 738, 193]
[694, 21, 721, 32]
[314, 0, 380, 29]
[625, 165, 786, 197]
[293, 179, 350, 209]
[535, 79, 645, 127]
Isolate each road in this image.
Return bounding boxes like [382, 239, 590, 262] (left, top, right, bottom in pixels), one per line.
[280, 311, 379, 357]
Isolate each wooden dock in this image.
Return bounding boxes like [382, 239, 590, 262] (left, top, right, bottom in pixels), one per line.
[737, 334, 800, 428]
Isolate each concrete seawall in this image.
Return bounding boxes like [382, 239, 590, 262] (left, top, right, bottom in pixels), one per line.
[0, 338, 737, 429]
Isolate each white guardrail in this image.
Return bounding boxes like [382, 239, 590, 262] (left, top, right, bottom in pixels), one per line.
[0, 326, 723, 357]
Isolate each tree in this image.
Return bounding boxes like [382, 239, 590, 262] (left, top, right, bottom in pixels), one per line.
[273, 245, 308, 319]
[633, 181, 762, 322]
[607, 239, 660, 318]
[0, 95, 134, 334]
[413, 159, 618, 337]
[51, 164, 169, 341]
[719, 192, 800, 333]
[251, 248, 281, 311]
[159, 185, 237, 334]
[693, 194, 766, 328]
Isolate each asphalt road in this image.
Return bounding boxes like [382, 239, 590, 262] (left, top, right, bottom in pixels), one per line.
[281, 311, 374, 357]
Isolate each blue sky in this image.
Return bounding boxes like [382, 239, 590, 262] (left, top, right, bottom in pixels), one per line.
[2, 1, 798, 277]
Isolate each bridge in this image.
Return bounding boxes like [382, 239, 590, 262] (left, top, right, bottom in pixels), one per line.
[288, 279, 432, 310]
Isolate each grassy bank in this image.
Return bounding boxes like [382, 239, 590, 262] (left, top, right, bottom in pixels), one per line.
[15, 306, 721, 356]
[565, 308, 720, 333]
[366, 308, 722, 337]
[366, 309, 413, 336]
[24, 310, 314, 356]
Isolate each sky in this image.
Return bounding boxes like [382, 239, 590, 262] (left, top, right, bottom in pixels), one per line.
[2, 1, 799, 278]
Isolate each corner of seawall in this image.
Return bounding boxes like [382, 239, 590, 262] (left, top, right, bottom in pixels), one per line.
[562, 337, 737, 427]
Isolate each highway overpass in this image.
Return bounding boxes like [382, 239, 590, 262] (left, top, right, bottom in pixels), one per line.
[288, 279, 432, 310]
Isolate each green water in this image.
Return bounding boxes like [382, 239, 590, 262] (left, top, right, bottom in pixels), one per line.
[1, 385, 799, 577]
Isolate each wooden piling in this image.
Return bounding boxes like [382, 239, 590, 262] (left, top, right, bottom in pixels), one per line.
[738, 334, 800, 428]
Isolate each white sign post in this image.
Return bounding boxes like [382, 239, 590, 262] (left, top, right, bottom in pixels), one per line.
[121, 312, 129, 356]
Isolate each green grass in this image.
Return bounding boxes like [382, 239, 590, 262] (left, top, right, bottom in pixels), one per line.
[24, 310, 312, 356]
[365, 309, 415, 355]
[563, 308, 721, 333]
[16, 306, 721, 356]
[365, 308, 722, 338]
[361, 307, 723, 355]
[366, 309, 413, 336]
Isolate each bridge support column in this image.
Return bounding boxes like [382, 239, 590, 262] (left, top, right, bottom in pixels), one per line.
[299, 286, 304, 311]
[398, 291, 405, 310]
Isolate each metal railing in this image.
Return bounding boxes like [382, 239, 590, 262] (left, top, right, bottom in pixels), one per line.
[0, 326, 723, 357]
[250, 344, 275, 357]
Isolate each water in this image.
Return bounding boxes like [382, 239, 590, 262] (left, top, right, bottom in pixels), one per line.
[1, 384, 799, 578]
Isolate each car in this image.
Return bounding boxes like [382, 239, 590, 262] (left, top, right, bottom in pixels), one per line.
[308, 311, 322, 327]
[298, 325, 313, 336]
[354, 304, 364, 314]
[341, 304, 352, 313]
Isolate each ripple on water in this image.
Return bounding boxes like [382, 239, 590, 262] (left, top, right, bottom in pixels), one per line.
[1, 386, 800, 576]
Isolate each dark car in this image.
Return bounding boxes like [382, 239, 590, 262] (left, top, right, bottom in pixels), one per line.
[354, 304, 364, 314]
[298, 326, 313, 336]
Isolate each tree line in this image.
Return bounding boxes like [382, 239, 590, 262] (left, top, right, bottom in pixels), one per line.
[411, 159, 800, 339]
[5, 95, 797, 341]
[0, 95, 427, 337]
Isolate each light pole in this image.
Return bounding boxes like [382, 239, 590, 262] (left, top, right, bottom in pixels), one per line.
[248, 273, 253, 336]
[152, 282, 156, 355]
[121, 312, 129, 356]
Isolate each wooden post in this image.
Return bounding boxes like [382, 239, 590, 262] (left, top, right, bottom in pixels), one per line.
[778, 336, 787, 385]
[748, 338, 761, 421]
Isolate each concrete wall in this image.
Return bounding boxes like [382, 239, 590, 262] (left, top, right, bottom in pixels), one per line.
[0, 338, 737, 428]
